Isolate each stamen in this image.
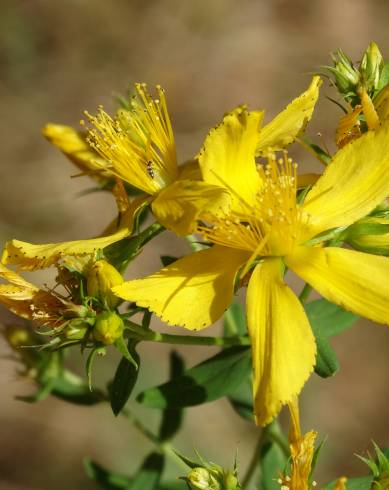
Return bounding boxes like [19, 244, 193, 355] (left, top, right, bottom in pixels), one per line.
[196, 151, 301, 258]
[85, 83, 178, 194]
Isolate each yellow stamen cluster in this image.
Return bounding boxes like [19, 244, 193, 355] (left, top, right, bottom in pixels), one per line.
[85, 83, 178, 194]
[197, 152, 301, 260]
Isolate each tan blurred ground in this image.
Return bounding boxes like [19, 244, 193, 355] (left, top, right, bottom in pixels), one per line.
[0, 1, 389, 489]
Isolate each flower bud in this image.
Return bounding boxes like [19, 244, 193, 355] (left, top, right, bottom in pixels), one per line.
[87, 260, 123, 307]
[360, 42, 383, 92]
[329, 49, 359, 95]
[223, 471, 240, 490]
[187, 467, 220, 490]
[345, 216, 389, 255]
[3, 325, 41, 372]
[93, 311, 124, 345]
[4, 324, 36, 349]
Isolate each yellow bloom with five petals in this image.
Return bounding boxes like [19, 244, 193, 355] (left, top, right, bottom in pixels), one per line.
[2, 78, 320, 270]
[113, 109, 389, 426]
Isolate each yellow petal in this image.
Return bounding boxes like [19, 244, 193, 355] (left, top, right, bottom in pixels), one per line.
[0, 264, 62, 321]
[42, 123, 111, 182]
[302, 122, 389, 239]
[2, 196, 149, 270]
[113, 246, 249, 330]
[198, 107, 263, 212]
[360, 88, 380, 130]
[374, 83, 389, 120]
[256, 76, 321, 155]
[335, 105, 362, 148]
[246, 258, 316, 426]
[297, 173, 320, 189]
[285, 246, 389, 324]
[151, 179, 231, 236]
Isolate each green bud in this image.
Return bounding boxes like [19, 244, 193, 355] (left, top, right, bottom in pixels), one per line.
[360, 42, 383, 92]
[345, 216, 389, 255]
[329, 49, 360, 95]
[3, 325, 42, 372]
[377, 471, 389, 488]
[4, 324, 36, 349]
[187, 467, 220, 490]
[63, 319, 89, 340]
[87, 260, 123, 307]
[223, 471, 240, 490]
[93, 311, 124, 345]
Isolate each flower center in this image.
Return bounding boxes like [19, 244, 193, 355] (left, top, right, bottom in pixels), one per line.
[197, 152, 302, 260]
[85, 83, 178, 194]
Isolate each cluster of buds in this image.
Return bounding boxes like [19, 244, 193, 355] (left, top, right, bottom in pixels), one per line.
[358, 443, 389, 489]
[54, 259, 125, 347]
[180, 454, 241, 490]
[325, 42, 385, 104]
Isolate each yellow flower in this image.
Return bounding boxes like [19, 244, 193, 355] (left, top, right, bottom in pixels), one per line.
[153, 76, 321, 233]
[84, 83, 230, 235]
[2, 78, 320, 271]
[113, 108, 389, 425]
[0, 263, 65, 326]
[1, 178, 146, 270]
[42, 123, 112, 183]
[281, 399, 318, 490]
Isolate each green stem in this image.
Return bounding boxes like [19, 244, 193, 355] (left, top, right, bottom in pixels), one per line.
[299, 283, 312, 304]
[125, 321, 250, 347]
[242, 421, 289, 489]
[242, 429, 267, 488]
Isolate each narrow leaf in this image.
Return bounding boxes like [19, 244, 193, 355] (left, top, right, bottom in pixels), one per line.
[86, 346, 106, 390]
[137, 347, 251, 409]
[314, 334, 340, 378]
[224, 302, 247, 336]
[306, 299, 358, 338]
[52, 374, 105, 405]
[129, 452, 165, 490]
[228, 376, 254, 422]
[324, 476, 374, 490]
[158, 351, 185, 441]
[115, 336, 138, 369]
[260, 441, 287, 490]
[160, 255, 178, 267]
[110, 340, 140, 416]
[84, 458, 132, 489]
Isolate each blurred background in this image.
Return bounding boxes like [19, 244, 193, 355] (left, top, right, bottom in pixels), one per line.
[1, 0, 389, 488]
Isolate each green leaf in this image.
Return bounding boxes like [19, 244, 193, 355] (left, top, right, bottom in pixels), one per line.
[314, 334, 340, 378]
[160, 255, 178, 267]
[110, 340, 140, 416]
[158, 351, 185, 441]
[115, 336, 138, 369]
[228, 376, 253, 422]
[305, 299, 358, 338]
[84, 458, 132, 489]
[377, 62, 389, 92]
[324, 476, 374, 490]
[86, 346, 106, 390]
[305, 299, 358, 378]
[129, 452, 165, 490]
[224, 302, 247, 337]
[260, 441, 288, 490]
[52, 373, 105, 405]
[104, 222, 163, 272]
[301, 137, 332, 165]
[137, 347, 251, 409]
